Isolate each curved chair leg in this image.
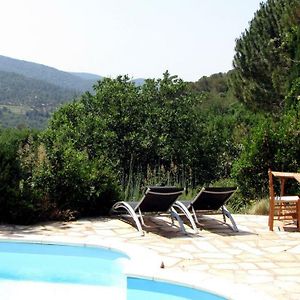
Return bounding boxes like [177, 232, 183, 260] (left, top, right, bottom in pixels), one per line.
[137, 208, 146, 227]
[170, 212, 175, 226]
[170, 208, 187, 234]
[191, 206, 202, 227]
[111, 202, 144, 236]
[222, 206, 239, 232]
[172, 201, 198, 234]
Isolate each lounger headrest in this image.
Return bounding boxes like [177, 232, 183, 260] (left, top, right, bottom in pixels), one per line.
[204, 187, 237, 193]
[147, 186, 184, 194]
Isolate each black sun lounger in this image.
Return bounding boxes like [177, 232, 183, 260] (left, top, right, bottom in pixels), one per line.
[172, 187, 238, 232]
[110, 186, 187, 236]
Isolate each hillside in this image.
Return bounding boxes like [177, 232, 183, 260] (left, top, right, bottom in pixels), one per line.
[0, 55, 148, 128]
[70, 72, 102, 81]
[0, 71, 78, 109]
[0, 55, 104, 128]
[0, 55, 101, 92]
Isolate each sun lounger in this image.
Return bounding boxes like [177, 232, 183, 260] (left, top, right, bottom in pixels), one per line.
[110, 186, 187, 236]
[172, 187, 238, 232]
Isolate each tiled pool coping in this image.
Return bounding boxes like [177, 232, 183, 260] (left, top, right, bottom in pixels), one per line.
[0, 214, 299, 299]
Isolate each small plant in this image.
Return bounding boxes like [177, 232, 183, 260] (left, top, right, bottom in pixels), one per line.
[247, 198, 269, 215]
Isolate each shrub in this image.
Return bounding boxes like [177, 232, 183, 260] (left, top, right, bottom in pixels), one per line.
[232, 105, 300, 201]
[0, 128, 43, 224]
[35, 142, 121, 216]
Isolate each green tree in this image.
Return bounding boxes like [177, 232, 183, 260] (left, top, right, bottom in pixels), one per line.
[229, 0, 300, 205]
[232, 105, 300, 200]
[42, 73, 204, 200]
[0, 128, 43, 223]
[40, 98, 120, 216]
[231, 0, 300, 112]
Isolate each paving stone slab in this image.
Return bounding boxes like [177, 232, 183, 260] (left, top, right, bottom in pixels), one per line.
[0, 214, 299, 299]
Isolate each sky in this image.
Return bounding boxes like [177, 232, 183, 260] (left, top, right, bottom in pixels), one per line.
[0, 0, 264, 81]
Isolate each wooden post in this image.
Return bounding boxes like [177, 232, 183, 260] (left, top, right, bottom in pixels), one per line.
[280, 178, 285, 196]
[268, 169, 275, 231]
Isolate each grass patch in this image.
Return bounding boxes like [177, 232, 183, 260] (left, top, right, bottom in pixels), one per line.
[247, 198, 269, 215]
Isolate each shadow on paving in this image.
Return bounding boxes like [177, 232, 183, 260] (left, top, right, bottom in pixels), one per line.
[115, 214, 255, 238]
[181, 215, 256, 237]
[0, 217, 114, 236]
[116, 215, 200, 239]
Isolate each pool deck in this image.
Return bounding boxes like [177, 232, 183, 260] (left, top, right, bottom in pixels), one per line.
[0, 214, 299, 299]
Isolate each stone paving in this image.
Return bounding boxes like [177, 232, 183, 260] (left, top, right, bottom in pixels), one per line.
[0, 214, 300, 299]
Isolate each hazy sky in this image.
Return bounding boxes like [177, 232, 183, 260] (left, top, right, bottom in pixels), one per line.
[0, 0, 264, 81]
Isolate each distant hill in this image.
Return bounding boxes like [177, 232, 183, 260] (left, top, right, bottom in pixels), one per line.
[0, 70, 82, 129]
[0, 55, 146, 128]
[0, 55, 100, 92]
[70, 72, 102, 81]
[0, 55, 104, 128]
[0, 70, 80, 109]
[131, 78, 146, 86]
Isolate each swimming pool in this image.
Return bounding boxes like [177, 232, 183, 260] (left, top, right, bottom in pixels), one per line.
[0, 241, 226, 300]
[128, 277, 227, 300]
[0, 241, 128, 300]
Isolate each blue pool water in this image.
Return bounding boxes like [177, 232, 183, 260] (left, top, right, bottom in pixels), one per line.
[0, 241, 227, 300]
[127, 277, 227, 300]
[0, 241, 127, 286]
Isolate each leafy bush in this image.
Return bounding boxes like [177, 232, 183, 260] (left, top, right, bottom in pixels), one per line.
[0, 122, 121, 223]
[34, 142, 121, 216]
[37, 100, 121, 217]
[0, 128, 44, 223]
[232, 106, 300, 200]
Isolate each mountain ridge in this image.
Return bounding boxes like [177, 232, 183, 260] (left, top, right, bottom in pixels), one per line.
[0, 55, 100, 92]
[0, 70, 79, 108]
[70, 72, 103, 81]
[0, 54, 146, 128]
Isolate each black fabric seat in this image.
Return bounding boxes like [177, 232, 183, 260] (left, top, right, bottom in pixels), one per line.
[110, 186, 186, 236]
[172, 187, 238, 232]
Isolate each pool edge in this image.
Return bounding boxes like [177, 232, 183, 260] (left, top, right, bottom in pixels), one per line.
[0, 236, 271, 300]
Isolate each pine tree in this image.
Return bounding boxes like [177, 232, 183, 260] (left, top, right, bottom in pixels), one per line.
[231, 0, 300, 113]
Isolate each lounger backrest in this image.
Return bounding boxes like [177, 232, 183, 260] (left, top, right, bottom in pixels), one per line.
[135, 186, 184, 213]
[191, 187, 237, 210]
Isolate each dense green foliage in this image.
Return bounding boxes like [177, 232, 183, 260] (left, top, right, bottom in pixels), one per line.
[189, 72, 230, 95]
[0, 0, 299, 223]
[40, 72, 258, 208]
[231, 0, 300, 112]
[0, 126, 120, 223]
[44, 73, 202, 196]
[0, 128, 43, 223]
[231, 0, 300, 205]
[232, 104, 300, 199]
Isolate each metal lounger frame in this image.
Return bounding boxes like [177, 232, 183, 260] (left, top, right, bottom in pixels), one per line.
[111, 190, 188, 236]
[172, 188, 239, 232]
